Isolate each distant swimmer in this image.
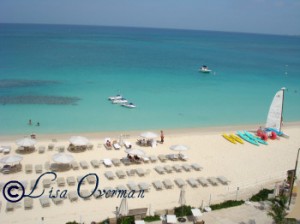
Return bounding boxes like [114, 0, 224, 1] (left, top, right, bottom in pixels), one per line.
[28, 119, 32, 125]
[36, 122, 40, 126]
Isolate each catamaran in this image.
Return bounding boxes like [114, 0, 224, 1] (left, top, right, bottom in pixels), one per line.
[265, 87, 289, 138]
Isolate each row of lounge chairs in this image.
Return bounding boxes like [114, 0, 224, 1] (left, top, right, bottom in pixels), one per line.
[104, 168, 151, 180]
[154, 163, 202, 174]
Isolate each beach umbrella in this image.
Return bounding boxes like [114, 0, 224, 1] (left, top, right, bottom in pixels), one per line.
[118, 197, 128, 216]
[16, 138, 36, 147]
[178, 186, 186, 218]
[0, 155, 23, 164]
[52, 153, 74, 164]
[170, 144, 189, 151]
[140, 132, 158, 139]
[125, 149, 145, 156]
[69, 136, 89, 146]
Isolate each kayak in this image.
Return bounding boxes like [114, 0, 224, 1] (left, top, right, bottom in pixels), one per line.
[230, 134, 244, 144]
[244, 131, 268, 145]
[237, 131, 259, 146]
[222, 133, 236, 144]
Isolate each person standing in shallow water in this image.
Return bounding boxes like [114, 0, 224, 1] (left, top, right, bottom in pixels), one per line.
[160, 130, 164, 143]
[28, 119, 32, 125]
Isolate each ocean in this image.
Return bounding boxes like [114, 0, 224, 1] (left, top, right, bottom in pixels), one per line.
[0, 23, 300, 135]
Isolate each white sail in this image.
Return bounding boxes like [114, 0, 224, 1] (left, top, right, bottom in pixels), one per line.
[265, 88, 285, 131]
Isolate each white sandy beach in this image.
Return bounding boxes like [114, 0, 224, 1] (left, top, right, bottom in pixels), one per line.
[0, 123, 300, 224]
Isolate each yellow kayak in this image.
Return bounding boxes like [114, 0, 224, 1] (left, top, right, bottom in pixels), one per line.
[222, 133, 236, 144]
[230, 134, 244, 144]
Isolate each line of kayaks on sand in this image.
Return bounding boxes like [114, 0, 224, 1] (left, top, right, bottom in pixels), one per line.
[222, 130, 269, 146]
[108, 94, 136, 108]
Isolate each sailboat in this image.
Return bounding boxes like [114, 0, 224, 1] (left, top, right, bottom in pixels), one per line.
[265, 87, 289, 138]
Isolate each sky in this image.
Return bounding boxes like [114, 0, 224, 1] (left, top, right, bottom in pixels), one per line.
[0, 0, 300, 35]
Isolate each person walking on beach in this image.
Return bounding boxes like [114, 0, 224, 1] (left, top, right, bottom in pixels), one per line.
[160, 130, 164, 144]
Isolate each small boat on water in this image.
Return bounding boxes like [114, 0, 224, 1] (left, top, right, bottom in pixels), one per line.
[122, 102, 136, 108]
[112, 98, 128, 104]
[199, 65, 211, 73]
[108, 94, 122, 101]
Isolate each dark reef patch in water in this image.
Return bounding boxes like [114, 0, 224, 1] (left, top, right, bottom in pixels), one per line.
[0, 95, 81, 105]
[0, 79, 60, 88]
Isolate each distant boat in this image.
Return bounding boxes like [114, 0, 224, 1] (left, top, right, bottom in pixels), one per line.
[265, 87, 288, 137]
[112, 98, 128, 104]
[108, 94, 122, 101]
[199, 65, 211, 73]
[122, 102, 136, 108]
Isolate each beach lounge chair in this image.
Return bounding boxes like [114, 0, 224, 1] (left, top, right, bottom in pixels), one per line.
[30, 179, 37, 190]
[57, 177, 66, 187]
[103, 158, 113, 167]
[91, 159, 100, 168]
[154, 166, 165, 174]
[117, 184, 127, 191]
[153, 181, 163, 190]
[207, 177, 218, 186]
[38, 146, 46, 153]
[142, 156, 150, 163]
[43, 179, 51, 188]
[112, 158, 121, 166]
[158, 154, 167, 162]
[174, 178, 186, 188]
[24, 198, 33, 209]
[121, 157, 131, 166]
[77, 176, 86, 184]
[87, 175, 96, 184]
[35, 164, 43, 173]
[113, 141, 121, 150]
[187, 178, 198, 188]
[105, 171, 115, 180]
[71, 161, 79, 170]
[217, 176, 230, 185]
[149, 155, 158, 163]
[52, 197, 63, 205]
[163, 179, 174, 189]
[0, 182, 4, 190]
[79, 189, 91, 200]
[167, 154, 179, 161]
[172, 164, 182, 172]
[136, 168, 145, 176]
[197, 177, 209, 187]
[48, 143, 55, 150]
[25, 164, 33, 173]
[139, 182, 150, 191]
[164, 165, 173, 173]
[3, 146, 11, 154]
[20, 180, 28, 189]
[80, 160, 89, 169]
[40, 197, 50, 207]
[104, 138, 112, 150]
[116, 170, 126, 179]
[191, 163, 203, 171]
[179, 153, 188, 161]
[103, 187, 114, 197]
[127, 169, 136, 176]
[68, 191, 78, 202]
[182, 164, 192, 172]
[67, 176, 76, 186]
[6, 202, 14, 211]
[127, 181, 139, 191]
[124, 141, 132, 149]
[93, 190, 102, 199]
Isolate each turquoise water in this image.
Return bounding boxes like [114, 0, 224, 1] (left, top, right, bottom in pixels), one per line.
[0, 24, 300, 135]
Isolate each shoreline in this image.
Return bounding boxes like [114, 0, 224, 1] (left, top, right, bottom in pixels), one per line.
[1, 121, 300, 141]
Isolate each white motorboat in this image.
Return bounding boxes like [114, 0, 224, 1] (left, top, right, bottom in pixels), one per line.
[108, 94, 122, 101]
[122, 102, 136, 108]
[112, 98, 128, 104]
[199, 65, 211, 73]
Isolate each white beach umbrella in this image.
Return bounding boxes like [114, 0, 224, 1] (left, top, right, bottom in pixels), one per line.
[118, 197, 128, 216]
[140, 132, 158, 139]
[16, 138, 36, 147]
[52, 153, 74, 164]
[69, 136, 89, 146]
[0, 155, 23, 164]
[125, 149, 146, 156]
[170, 144, 189, 151]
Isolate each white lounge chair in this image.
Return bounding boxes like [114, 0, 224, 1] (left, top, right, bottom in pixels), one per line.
[105, 171, 115, 180]
[218, 176, 230, 185]
[187, 178, 198, 188]
[113, 141, 121, 150]
[24, 198, 33, 209]
[38, 146, 46, 153]
[40, 197, 50, 207]
[103, 158, 113, 167]
[116, 170, 126, 179]
[127, 181, 139, 191]
[164, 165, 173, 173]
[153, 181, 163, 190]
[80, 160, 89, 169]
[68, 191, 78, 202]
[207, 177, 218, 186]
[163, 179, 174, 189]
[91, 159, 100, 168]
[67, 176, 76, 186]
[179, 153, 188, 161]
[71, 161, 79, 170]
[154, 166, 165, 174]
[136, 168, 145, 176]
[57, 177, 66, 187]
[35, 164, 43, 173]
[191, 163, 203, 171]
[138, 182, 150, 191]
[112, 158, 121, 166]
[182, 164, 192, 171]
[158, 154, 167, 162]
[197, 177, 209, 186]
[174, 178, 186, 188]
[25, 164, 33, 173]
[173, 164, 182, 172]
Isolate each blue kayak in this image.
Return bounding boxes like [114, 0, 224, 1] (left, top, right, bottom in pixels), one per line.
[244, 131, 268, 145]
[237, 131, 259, 146]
